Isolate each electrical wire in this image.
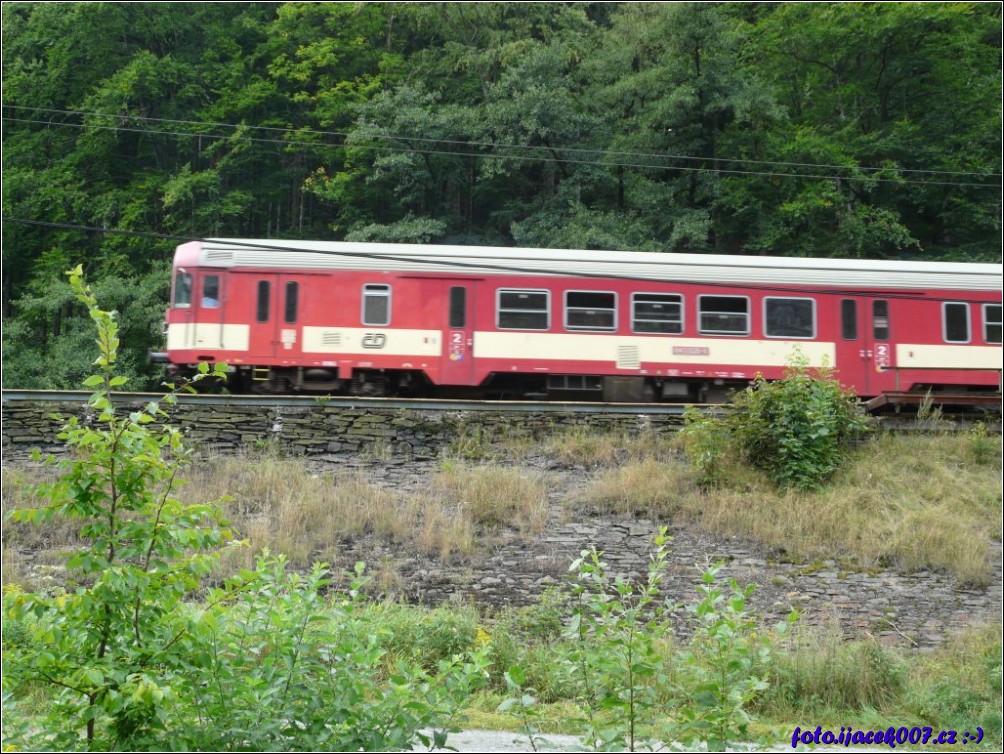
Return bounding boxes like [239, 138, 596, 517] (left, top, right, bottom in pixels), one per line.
[4, 216, 1000, 306]
[3, 110, 1000, 189]
[6, 104, 997, 178]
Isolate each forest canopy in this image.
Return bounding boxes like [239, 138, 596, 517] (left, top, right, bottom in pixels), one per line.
[2, 2, 1001, 388]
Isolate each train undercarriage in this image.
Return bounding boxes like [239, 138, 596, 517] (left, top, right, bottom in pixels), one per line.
[168, 362, 1002, 412]
[177, 364, 744, 403]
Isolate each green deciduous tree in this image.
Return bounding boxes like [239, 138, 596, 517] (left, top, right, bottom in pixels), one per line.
[3, 267, 231, 749]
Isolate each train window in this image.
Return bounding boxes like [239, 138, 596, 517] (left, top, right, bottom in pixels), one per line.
[764, 297, 815, 339]
[256, 280, 271, 322]
[872, 300, 889, 341]
[284, 281, 299, 324]
[632, 293, 683, 334]
[698, 295, 749, 335]
[173, 272, 192, 308]
[943, 302, 970, 343]
[841, 299, 858, 340]
[498, 289, 549, 330]
[449, 287, 466, 328]
[984, 304, 1002, 344]
[202, 275, 220, 308]
[362, 284, 391, 326]
[565, 291, 616, 331]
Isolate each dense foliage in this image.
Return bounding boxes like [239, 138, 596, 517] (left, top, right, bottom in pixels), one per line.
[1, 272, 488, 751]
[682, 352, 873, 490]
[3, 2, 1001, 388]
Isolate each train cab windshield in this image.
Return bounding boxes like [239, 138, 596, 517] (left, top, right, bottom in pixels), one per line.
[173, 272, 192, 308]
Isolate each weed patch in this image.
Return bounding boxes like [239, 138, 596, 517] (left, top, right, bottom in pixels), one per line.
[432, 463, 549, 535]
[581, 458, 692, 517]
[672, 432, 1000, 585]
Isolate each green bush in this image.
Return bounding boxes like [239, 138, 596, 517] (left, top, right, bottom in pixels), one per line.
[499, 531, 795, 751]
[676, 563, 797, 750]
[174, 556, 489, 752]
[683, 351, 872, 490]
[1, 270, 489, 752]
[905, 630, 1002, 746]
[759, 633, 907, 713]
[560, 530, 677, 751]
[373, 602, 479, 670]
[3, 267, 231, 750]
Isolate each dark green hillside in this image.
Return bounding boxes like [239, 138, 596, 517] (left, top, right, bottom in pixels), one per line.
[3, 2, 1000, 388]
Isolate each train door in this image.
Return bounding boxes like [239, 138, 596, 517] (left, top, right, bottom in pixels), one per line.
[245, 274, 303, 360]
[169, 270, 223, 351]
[834, 297, 897, 396]
[170, 269, 196, 349]
[276, 278, 303, 360]
[439, 283, 476, 385]
[866, 298, 899, 394]
[194, 272, 224, 349]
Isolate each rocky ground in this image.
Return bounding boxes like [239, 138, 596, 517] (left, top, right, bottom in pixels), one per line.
[5, 444, 1000, 650]
[300, 451, 1001, 650]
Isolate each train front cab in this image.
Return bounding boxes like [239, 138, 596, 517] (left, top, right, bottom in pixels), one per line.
[166, 266, 230, 362]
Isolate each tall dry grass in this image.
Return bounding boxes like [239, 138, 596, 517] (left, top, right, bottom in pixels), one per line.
[541, 427, 676, 467]
[5, 429, 998, 589]
[182, 452, 551, 569]
[669, 432, 1001, 585]
[2, 465, 85, 588]
[581, 458, 693, 517]
[431, 463, 549, 535]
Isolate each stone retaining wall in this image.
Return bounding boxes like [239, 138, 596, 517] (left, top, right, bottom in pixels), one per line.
[1, 398, 681, 458]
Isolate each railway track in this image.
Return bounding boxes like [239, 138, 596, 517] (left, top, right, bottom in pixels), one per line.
[1, 389, 998, 431]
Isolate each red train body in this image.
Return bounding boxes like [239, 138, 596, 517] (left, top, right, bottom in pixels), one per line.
[164, 239, 1003, 402]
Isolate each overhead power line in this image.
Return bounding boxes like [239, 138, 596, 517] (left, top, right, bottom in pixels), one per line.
[3, 216, 997, 306]
[3, 107, 1000, 189]
[6, 104, 997, 178]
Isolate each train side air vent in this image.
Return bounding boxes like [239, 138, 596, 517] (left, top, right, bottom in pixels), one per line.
[321, 332, 343, 347]
[205, 250, 235, 264]
[617, 345, 641, 370]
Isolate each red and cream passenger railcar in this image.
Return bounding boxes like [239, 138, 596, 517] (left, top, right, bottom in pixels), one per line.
[164, 239, 1003, 401]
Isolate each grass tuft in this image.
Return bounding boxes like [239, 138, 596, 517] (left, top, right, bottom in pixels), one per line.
[431, 463, 549, 535]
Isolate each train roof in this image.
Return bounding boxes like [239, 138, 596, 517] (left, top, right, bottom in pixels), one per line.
[174, 239, 1004, 292]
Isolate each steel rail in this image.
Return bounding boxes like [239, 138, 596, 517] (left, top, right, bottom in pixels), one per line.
[0, 389, 700, 415]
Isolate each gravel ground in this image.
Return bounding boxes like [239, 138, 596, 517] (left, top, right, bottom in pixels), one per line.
[428, 729, 585, 752]
[428, 729, 887, 752]
[431, 730, 887, 754]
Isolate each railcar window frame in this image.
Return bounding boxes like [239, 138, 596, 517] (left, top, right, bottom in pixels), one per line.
[564, 290, 617, 332]
[984, 303, 1002, 345]
[763, 297, 816, 339]
[872, 300, 890, 341]
[841, 299, 858, 340]
[173, 272, 193, 308]
[284, 281, 299, 324]
[362, 283, 391, 326]
[631, 292, 683, 334]
[201, 275, 220, 309]
[942, 302, 971, 344]
[256, 280, 271, 323]
[698, 295, 750, 336]
[497, 288, 550, 331]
